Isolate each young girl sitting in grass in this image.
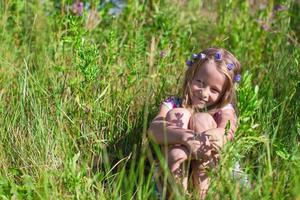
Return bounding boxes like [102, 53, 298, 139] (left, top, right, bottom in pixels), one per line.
[148, 47, 241, 199]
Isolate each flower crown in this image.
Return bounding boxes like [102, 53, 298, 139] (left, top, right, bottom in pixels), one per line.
[186, 51, 241, 83]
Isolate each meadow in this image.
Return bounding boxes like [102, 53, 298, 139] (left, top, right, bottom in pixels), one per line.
[0, 0, 299, 199]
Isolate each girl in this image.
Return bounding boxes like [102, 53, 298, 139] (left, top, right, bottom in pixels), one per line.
[148, 47, 241, 199]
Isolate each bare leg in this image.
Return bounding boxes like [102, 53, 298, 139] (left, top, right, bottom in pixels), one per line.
[189, 112, 217, 199]
[189, 112, 217, 133]
[163, 108, 192, 191]
[167, 145, 190, 190]
[191, 160, 213, 200]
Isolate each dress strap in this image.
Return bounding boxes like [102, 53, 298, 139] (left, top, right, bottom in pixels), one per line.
[162, 96, 182, 110]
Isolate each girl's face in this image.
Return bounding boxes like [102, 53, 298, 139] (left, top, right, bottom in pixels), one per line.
[190, 60, 227, 109]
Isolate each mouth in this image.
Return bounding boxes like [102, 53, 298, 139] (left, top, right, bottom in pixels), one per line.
[198, 99, 207, 105]
[193, 96, 207, 104]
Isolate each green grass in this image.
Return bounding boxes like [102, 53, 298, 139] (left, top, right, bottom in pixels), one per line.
[0, 0, 299, 199]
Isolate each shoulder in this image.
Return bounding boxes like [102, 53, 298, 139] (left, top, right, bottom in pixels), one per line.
[220, 104, 237, 118]
[215, 104, 237, 127]
[221, 103, 235, 111]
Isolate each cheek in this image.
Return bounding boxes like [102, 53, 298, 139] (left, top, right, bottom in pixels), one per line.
[211, 93, 221, 102]
[191, 83, 199, 90]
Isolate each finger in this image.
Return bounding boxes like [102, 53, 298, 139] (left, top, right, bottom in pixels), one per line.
[211, 146, 221, 153]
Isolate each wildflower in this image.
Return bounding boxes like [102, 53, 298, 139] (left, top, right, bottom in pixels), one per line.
[273, 5, 287, 12]
[261, 23, 270, 31]
[72, 1, 84, 15]
[159, 51, 166, 58]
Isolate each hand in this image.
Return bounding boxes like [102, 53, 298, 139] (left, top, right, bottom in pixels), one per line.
[204, 130, 227, 152]
[184, 137, 201, 158]
[184, 133, 212, 160]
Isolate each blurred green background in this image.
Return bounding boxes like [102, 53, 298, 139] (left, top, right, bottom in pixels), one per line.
[0, 0, 299, 199]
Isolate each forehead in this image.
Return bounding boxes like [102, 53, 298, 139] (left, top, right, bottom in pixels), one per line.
[195, 60, 226, 88]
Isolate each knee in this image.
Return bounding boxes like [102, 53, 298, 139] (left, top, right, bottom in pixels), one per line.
[166, 108, 192, 129]
[168, 146, 189, 164]
[189, 112, 217, 132]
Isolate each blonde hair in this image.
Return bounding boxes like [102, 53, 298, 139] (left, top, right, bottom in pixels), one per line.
[182, 47, 241, 112]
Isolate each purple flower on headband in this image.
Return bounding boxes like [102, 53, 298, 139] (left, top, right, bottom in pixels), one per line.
[227, 63, 234, 70]
[192, 53, 199, 59]
[215, 52, 222, 61]
[186, 59, 193, 67]
[199, 53, 206, 59]
[234, 74, 241, 82]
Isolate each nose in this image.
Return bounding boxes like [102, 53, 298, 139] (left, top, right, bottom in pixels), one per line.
[201, 88, 209, 100]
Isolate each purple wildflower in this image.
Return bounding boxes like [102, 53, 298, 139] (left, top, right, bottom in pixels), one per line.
[72, 1, 84, 15]
[159, 51, 166, 58]
[273, 5, 287, 12]
[261, 23, 270, 31]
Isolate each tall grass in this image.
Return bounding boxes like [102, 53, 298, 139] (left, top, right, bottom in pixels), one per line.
[0, 0, 299, 199]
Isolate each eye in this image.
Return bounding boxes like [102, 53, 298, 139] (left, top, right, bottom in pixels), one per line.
[211, 88, 220, 94]
[197, 80, 204, 85]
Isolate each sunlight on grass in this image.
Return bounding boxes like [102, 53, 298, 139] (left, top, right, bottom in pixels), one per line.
[0, 0, 299, 199]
